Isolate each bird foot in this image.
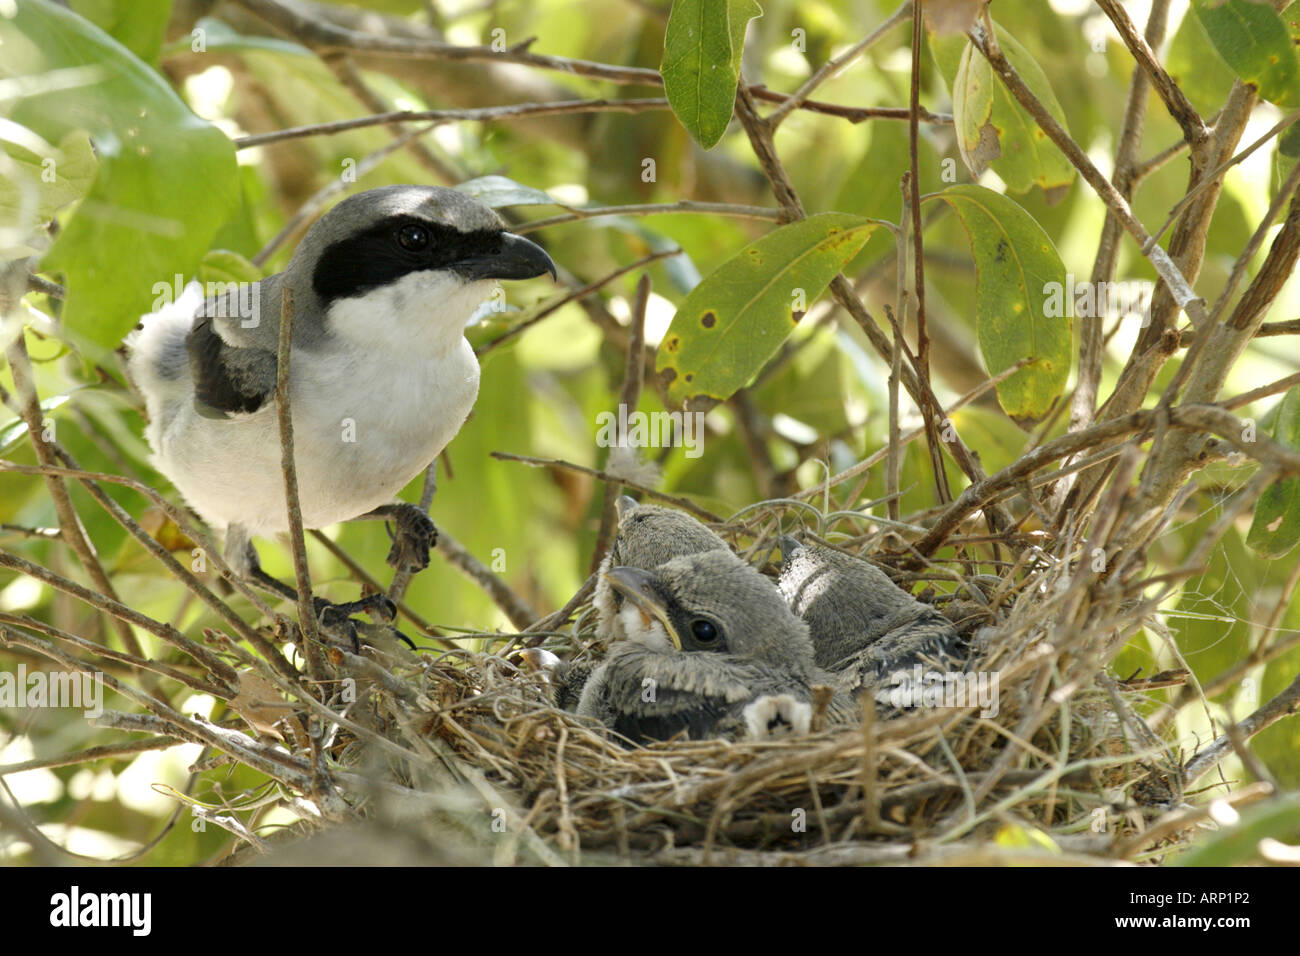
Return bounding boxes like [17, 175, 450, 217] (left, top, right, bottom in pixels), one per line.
[384, 504, 437, 573]
[743, 695, 812, 739]
[312, 594, 413, 652]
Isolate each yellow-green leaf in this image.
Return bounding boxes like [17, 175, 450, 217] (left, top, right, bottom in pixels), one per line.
[656, 213, 882, 409]
[0, 129, 97, 259]
[1193, 0, 1300, 108]
[197, 249, 262, 288]
[927, 185, 1069, 424]
[934, 24, 1075, 199]
[1248, 387, 1300, 557]
[660, 0, 762, 149]
[68, 0, 172, 65]
[3, 0, 239, 360]
[1174, 793, 1300, 866]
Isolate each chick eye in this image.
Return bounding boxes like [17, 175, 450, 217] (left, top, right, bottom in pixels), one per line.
[690, 619, 718, 643]
[397, 223, 430, 251]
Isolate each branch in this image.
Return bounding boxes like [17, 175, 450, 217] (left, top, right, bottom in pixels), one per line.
[0, 548, 238, 690]
[514, 200, 787, 234]
[234, 98, 673, 149]
[1094, 0, 1208, 147]
[489, 451, 722, 521]
[0, 336, 142, 658]
[275, 288, 324, 678]
[764, 1, 911, 127]
[230, 0, 933, 130]
[590, 272, 651, 574]
[476, 248, 679, 354]
[0, 458, 297, 680]
[1183, 673, 1300, 786]
[1069, 0, 1170, 436]
[435, 528, 538, 631]
[914, 403, 1300, 556]
[966, 20, 1208, 329]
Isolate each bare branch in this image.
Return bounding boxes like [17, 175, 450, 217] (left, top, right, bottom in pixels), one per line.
[234, 98, 673, 149]
[490, 451, 722, 522]
[275, 288, 324, 678]
[764, 2, 912, 127]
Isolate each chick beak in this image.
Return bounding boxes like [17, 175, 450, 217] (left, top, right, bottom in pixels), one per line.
[777, 535, 805, 563]
[602, 566, 682, 650]
[614, 495, 639, 523]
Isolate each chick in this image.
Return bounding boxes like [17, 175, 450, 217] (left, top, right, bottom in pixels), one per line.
[577, 549, 830, 743]
[777, 539, 968, 701]
[591, 497, 731, 645]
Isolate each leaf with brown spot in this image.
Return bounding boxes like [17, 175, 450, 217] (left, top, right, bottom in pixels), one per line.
[656, 213, 883, 408]
[927, 185, 1069, 424]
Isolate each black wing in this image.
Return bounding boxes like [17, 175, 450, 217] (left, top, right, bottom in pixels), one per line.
[186, 315, 277, 418]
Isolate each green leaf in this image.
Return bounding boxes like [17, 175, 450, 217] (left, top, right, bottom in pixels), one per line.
[456, 175, 560, 209]
[1193, 0, 1300, 108]
[197, 249, 263, 288]
[1174, 792, 1300, 866]
[0, 129, 97, 258]
[926, 185, 1069, 423]
[936, 25, 1075, 199]
[655, 213, 882, 408]
[1173, 522, 1255, 694]
[1167, 6, 1239, 116]
[68, 0, 172, 65]
[161, 16, 311, 58]
[0, 395, 70, 454]
[660, 0, 762, 149]
[1247, 387, 1300, 557]
[2, 0, 239, 360]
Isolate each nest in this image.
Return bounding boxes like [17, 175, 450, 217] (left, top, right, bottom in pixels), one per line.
[284, 508, 1192, 867]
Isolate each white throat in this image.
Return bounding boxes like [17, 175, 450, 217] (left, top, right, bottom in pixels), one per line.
[324, 270, 496, 358]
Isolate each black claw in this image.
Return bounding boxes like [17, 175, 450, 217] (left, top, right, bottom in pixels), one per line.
[311, 594, 403, 654]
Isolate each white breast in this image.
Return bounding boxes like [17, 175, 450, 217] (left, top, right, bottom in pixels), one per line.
[153, 272, 493, 535]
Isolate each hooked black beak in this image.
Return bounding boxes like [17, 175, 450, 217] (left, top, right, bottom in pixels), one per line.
[602, 566, 682, 650]
[454, 232, 556, 282]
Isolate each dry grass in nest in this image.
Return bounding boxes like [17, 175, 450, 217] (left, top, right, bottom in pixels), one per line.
[318, 513, 1192, 867]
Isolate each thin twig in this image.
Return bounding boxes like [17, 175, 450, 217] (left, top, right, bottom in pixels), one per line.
[515, 200, 786, 234]
[436, 528, 537, 631]
[764, 2, 911, 127]
[476, 249, 679, 354]
[235, 98, 671, 149]
[489, 452, 722, 521]
[274, 288, 324, 679]
[590, 273, 651, 575]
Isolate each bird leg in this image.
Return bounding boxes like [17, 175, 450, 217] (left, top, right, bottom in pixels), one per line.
[351, 502, 437, 573]
[224, 525, 413, 652]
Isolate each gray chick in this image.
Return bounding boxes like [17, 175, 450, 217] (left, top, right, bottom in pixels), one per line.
[521, 498, 729, 713]
[777, 538, 968, 701]
[591, 496, 731, 646]
[515, 649, 596, 711]
[577, 549, 829, 743]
